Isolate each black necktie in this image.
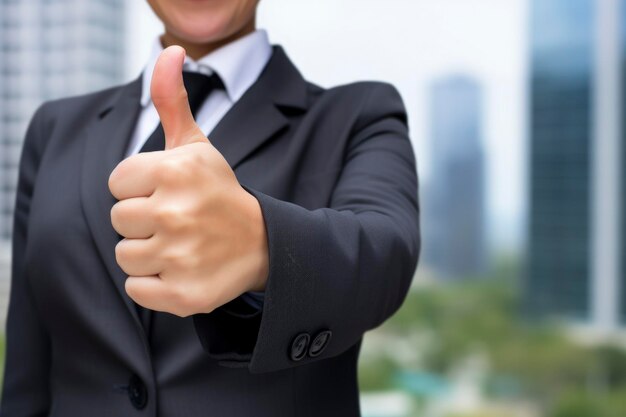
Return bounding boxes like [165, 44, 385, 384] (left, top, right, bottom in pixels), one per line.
[131, 71, 223, 333]
[139, 71, 224, 153]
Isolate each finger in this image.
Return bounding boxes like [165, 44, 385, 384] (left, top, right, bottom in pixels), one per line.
[115, 237, 162, 277]
[111, 197, 155, 239]
[150, 45, 207, 150]
[109, 151, 163, 200]
[125, 276, 166, 310]
[125, 276, 186, 315]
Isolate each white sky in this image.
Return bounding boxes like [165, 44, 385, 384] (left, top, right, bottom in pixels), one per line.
[126, 0, 528, 252]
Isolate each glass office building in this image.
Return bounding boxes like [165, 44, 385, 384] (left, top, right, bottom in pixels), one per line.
[527, 0, 594, 319]
[0, 1, 126, 241]
[422, 75, 486, 280]
[529, 0, 626, 330]
[620, 1, 626, 323]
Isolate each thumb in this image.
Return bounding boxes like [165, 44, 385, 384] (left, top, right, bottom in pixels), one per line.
[151, 45, 206, 150]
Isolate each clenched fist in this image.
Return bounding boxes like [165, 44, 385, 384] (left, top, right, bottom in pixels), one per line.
[108, 46, 269, 317]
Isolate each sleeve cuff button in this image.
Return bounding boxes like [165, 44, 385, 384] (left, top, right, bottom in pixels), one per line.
[289, 333, 310, 361]
[308, 330, 332, 357]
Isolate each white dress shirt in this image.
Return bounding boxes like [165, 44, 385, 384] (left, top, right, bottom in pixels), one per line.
[125, 29, 272, 158]
[125, 29, 273, 309]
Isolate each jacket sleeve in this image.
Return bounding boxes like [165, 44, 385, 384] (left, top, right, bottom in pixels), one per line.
[193, 83, 420, 373]
[0, 104, 52, 416]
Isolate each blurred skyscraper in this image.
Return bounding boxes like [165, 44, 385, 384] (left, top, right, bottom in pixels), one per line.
[527, 0, 593, 320]
[0, 1, 127, 241]
[527, 0, 624, 331]
[422, 75, 487, 280]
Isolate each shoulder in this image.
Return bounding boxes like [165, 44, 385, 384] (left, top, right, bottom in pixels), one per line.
[307, 79, 403, 102]
[35, 81, 134, 124]
[318, 80, 401, 98]
[305, 80, 408, 130]
[23, 80, 138, 158]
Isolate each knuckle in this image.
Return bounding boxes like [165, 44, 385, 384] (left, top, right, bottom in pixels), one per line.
[177, 89, 189, 104]
[155, 203, 195, 232]
[161, 247, 186, 269]
[155, 204, 182, 228]
[158, 157, 188, 181]
[188, 148, 206, 165]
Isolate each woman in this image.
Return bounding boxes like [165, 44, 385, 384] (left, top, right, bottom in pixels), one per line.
[1, 1, 420, 416]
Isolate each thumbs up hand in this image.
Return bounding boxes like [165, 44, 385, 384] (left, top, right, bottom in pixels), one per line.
[108, 46, 269, 317]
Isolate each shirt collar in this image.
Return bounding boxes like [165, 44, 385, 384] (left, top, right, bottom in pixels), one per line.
[140, 29, 272, 106]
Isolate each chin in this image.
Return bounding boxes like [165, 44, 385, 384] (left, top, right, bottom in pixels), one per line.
[169, 22, 233, 44]
[149, 0, 257, 45]
[167, 12, 235, 43]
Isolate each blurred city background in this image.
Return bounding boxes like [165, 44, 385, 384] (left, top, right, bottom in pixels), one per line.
[1, 0, 625, 416]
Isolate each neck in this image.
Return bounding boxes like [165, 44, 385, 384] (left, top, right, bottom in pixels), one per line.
[161, 19, 256, 61]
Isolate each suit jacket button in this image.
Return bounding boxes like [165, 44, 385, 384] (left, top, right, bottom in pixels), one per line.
[290, 333, 310, 361]
[128, 374, 148, 410]
[308, 330, 332, 357]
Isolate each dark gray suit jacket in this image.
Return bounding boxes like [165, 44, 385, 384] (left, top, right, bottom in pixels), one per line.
[0, 45, 420, 417]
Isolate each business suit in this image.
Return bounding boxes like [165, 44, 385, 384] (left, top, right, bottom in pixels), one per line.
[0, 45, 420, 416]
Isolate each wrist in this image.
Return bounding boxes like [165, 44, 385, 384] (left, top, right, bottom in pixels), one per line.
[242, 187, 269, 292]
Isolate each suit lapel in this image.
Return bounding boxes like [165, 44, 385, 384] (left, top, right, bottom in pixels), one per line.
[208, 46, 309, 169]
[80, 76, 148, 339]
